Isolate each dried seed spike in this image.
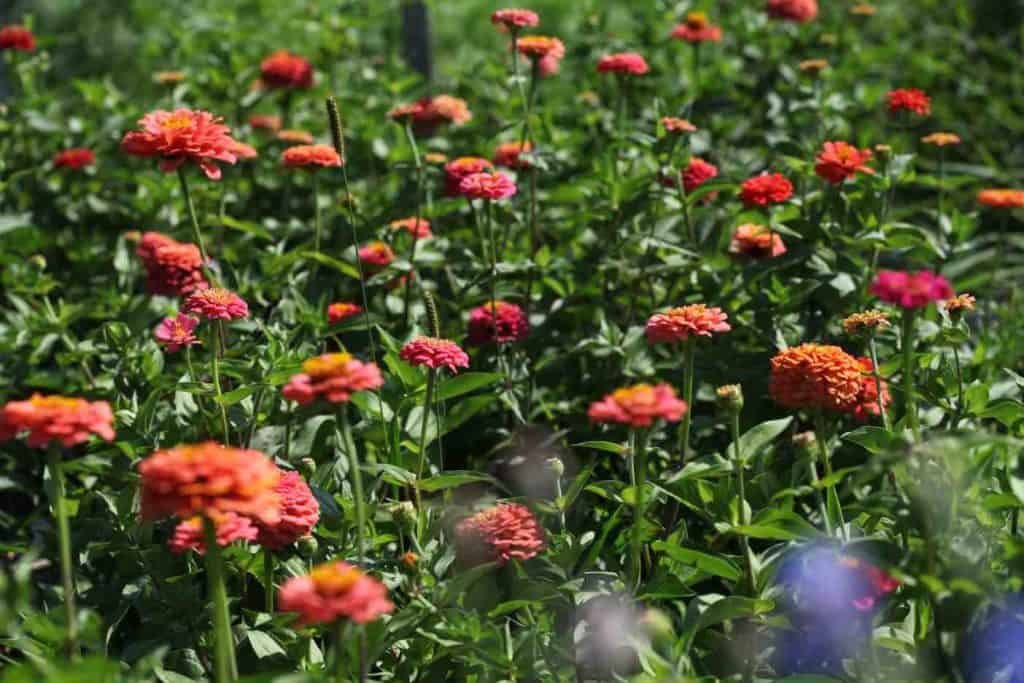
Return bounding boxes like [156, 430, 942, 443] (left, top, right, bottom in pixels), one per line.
[423, 291, 441, 338]
[325, 96, 345, 157]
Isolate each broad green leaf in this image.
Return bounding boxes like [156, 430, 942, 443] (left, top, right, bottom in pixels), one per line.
[652, 541, 742, 582]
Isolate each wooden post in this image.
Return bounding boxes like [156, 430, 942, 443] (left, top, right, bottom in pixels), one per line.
[400, 0, 433, 85]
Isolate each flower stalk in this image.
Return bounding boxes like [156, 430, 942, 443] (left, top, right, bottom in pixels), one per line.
[47, 445, 78, 659]
[203, 516, 237, 683]
[901, 310, 920, 440]
[678, 338, 697, 459]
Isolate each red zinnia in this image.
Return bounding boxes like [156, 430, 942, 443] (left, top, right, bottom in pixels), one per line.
[663, 157, 719, 194]
[135, 231, 208, 297]
[282, 144, 343, 168]
[444, 157, 494, 196]
[597, 52, 650, 75]
[400, 337, 470, 374]
[53, 148, 95, 170]
[327, 302, 362, 324]
[870, 270, 953, 309]
[169, 512, 258, 555]
[729, 224, 787, 260]
[467, 301, 530, 345]
[281, 353, 385, 405]
[814, 141, 874, 184]
[154, 314, 201, 352]
[455, 503, 546, 566]
[183, 288, 249, 321]
[257, 471, 320, 551]
[121, 109, 239, 180]
[260, 50, 314, 90]
[672, 12, 723, 43]
[0, 395, 115, 449]
[491, 8, 540, 31]
[645, 305, 731, 344]
[740, 173, 794, 208]
[0, 25, 35, 52]
[278, 561, 393, 626]
[766, 0, 819, 22]
[887, 89, 931, 117]
[588, 384, 688, 428]
[493, 141, 533, 169]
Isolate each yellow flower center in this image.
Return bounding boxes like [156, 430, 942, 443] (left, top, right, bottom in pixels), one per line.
[612, 384, 656, 406]
[29, 395, 83, 410]
[686, 11, 708, 28]
[302, 353, 353, 378]
[311, 563, 362, 593]
[161, 113, 194, 130]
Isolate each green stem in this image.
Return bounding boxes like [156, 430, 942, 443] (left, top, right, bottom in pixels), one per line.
[901, 309, 920, 441]
[210, 322, 230, 443]
[334, 621, 347, 683]
[485, 200, 498, 314]
[263, 550, 274, 613]
[731, 414, 755, 594]
[952, 345, 964, 429]
[203, 516, 237, 683]
[414, 369, 437, 542]
[813, 416, 846, 540]
[402, 121, 425, 329]
[868, 338, 891, 430]
[339, 405, 366, 563]
[177, 167, 215, 285]
[312, 172, 323, 255]
[47, 446, 77, 660]
[678, 339, 697, 460]
[630, 429, 650, 591]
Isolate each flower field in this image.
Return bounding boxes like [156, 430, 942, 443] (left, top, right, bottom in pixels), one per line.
[2, 1, 1024, 681]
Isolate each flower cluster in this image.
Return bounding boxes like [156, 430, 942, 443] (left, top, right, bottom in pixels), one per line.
[467, 301, 530, 345]
[400, 337, 470, 373]
[455, 503, 547, 566]
[278, 561, 393, 626]
[516, 34, 565, 79]
[282, 353, 385, 405]
[259, 50, 313, 90]
[645, 304, 731, 344]
[0, 395, 115, 448]
[588, 384, 688, 428]
[870, 270, 953, 309]
[444, 157, 493, 196]
[729, 224, 787, 260]
[121, 109, 240, 180]
[135, 231, 208, 297]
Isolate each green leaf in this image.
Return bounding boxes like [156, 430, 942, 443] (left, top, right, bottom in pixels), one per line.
[572, 440, 627, 455]
[736, 417, 793, 461]
[841, 426, 900, 454]
[652, 541, 742, 582]
[418, 471, 500, 492]
[436, 372, 502, 401]
[246, 630, 286, 659]
[695, 596, 774, 631]
[301, 251, 361, 279]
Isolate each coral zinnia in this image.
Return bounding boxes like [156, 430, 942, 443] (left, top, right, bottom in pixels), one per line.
[276, 129, 314, 144]
[230, 141, 258, 160]
[645, 304, 731, 344]
[850, 357, 890, 422]
[154, 70, 186, 85]
[135, 232, 207, 297]
[387, 96, 472, 133]
[467, 301, 530, 345]
[455, 503, 546, 566]
[53, 148, 95, 170]
[516, 36, 565, 61]
[921, 132, 960, 147]
[169, 511, 258, 555]
[661, 117, 698, 134]
[250, 114, 282, 132]
[327, 302, 362, 324]
[154, 313, 201, 352]
[942, 293, 976, 317]
[281, 353, 385, 405]
[672, 12, 723, 43]
[121, 109, 239, 180]
[729, 224, 787, 260]
[282, 144, 343, 168]
[458, 171, 518, 200]
[0, 395, 116, 448]
[887, 89, 931, 117]
[842, 311, 891, 336]
[597, 52, 650, 75]
[0, 25, 35, 52]
[870, 270, 953, 309]
[588, 384, 688, 427]
[444, 157, 493, 196]
[138, 443, 281, 523]
[491, 8, 540, 30]
[977, 189, 1024, 209]
[259, 50, 313, 90]
[769, 344, 864, 412]
[815, 142, 874, 184]
[256, 471, 320, 551]
[183, 288, 249, 320]
[766, 0, 819, 22]
[400, 337, 470, 374]
[493, 141, 533, 169]
[358, 241, 395, 272]
[389, 217, 432, 239]
[278, 561, 393, 626]
[740, 173, 794, 208]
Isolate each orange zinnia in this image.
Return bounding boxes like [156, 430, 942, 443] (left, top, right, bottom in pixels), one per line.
[769, 344, 864, 412]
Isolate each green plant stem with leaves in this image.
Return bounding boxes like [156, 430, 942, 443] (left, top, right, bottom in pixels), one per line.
[263, 550, 274, 613]
[813, 416, 846, 540]
[901, 309, 920, 440]
[415, 368, 437, 542]
[868, 336, 891, 430]
[203, 516, 237, 683]
[47, 445, 78, 660]
[729, 414, 755, 593]
[338, 404, 366, 563]
[210, 322, 230, 443]
[312, 172, 323, 255]
[629, 428, 650, 590]
[401, 120, 425, 329]
[177, 167, 214, 284]
[678, 338, 697, 459]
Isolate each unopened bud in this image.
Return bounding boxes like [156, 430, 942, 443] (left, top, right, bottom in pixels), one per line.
[715, 384, 744, 416]
[792, 431, 817, 455]
[546, 457, 565, 478]
[389, 501, 417, 529]
[28, 255, 47, 271]
[401, 551, 419, 570]
[299, 457, 317, 479]
[297, 535, 318, 557]
[874, 144, 893, 163]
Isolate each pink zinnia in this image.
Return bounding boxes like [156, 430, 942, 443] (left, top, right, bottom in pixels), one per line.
[766, 0, 819, 22]
[740, 173, 794, 208]
[154, 314, 200, 352]
[400, 337, 470, 374]
[645, 305, 731, 344]
[456, 503, 547, 566]
[467, 301, 530, 346]
[278, 561, 393, 626]
[458, 172, 517, 200]
[444, 157, 493, 196]
[282, 353, 385, 405]
[870, 270, 953, 309]
[183, 288, 249, 321]
[588, 384, 688, 428]
[257, 471, 320, 551]
[491, 8, 540, 31]
[135, 231, 208, 297]
[121, 109, 240, 180]
[169, 512, 258, 555]
[597, 52, 650, 75]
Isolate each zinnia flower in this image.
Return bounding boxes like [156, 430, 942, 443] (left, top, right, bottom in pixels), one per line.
[977, 189, 1024, 209]
[169, 511, 258, 555]
[850, 3, 877, 16]
[516, 36, 565, 61]
[769, 344, 864, 412]
[281, 353, 385, 405]
[444, 157, 493, 196]
[458, 171, 517, 200]
[661, 117, 697, 134]
[814, 142, 874, 184]
[597, 52, 649, 75]
[766, 0, 819, 22]
[276, 129, 314, 144]
[358, 241, 395, 272]
[400, 337, 470, 373]
[250, 114, 282, 132]
[278, 561, 393, 626]
[259, 50, 313, 90]
[886, 89, 931, 117]
[389, 217, 432, 238]
[799, 59, 829, 74]
[662, 157, 719, 194]
[740, 173, 794, 208]
[183, 288, 249, 320]
[729, 224, 787, 260]
[870, 270, 953, 309]
[0, 395, 116, 448]
[645, 304, 731, 344]
[387, 96, 472, 134]
[230, 141, 258, 160]
[491, 8, 540, 30]
[53, 148, 95, 170]
[138, 443, 281, 523]
[493, 141, 533, 169]
[942, 293, 976, 318]
[538, 54, 561, 78]
[154, 313, 200, 352]
[256, 471, 320, 550]
[850, 357, 890, 422]
[671, 12, 723, 43]
[467, 301, 530, 345]
[327, 302, 362, 324]
[0, 25, 35, 52]
[282, 144, 343, 168]
[842, 311, 891, 336]
[154, 70, 185, 85]
[455, 503, 546, 566]
[588, 384, 688, 428]
[135, 232, 208, 297]
[921, 132, 960, 147]
[121, 109, 239, 180]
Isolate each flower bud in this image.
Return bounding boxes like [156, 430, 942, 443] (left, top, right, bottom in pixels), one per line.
[297, 535, 318, 557]
[546, 457, 565, 478]
[389, 501, 417, 530]
[792, 431, 817, 456]
[299, 457, 317, 479]
[28, 255, 47, 271]
[715, 384, 744, 416]
[401, 551, 419, 570]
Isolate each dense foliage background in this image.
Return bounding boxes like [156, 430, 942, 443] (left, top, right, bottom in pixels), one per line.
[2, 1, 1024, 682]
